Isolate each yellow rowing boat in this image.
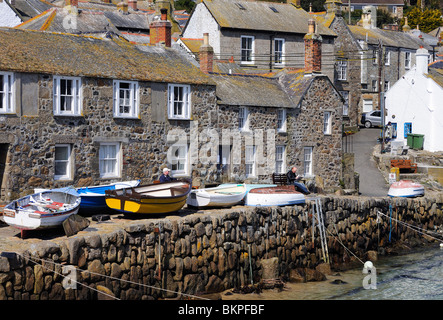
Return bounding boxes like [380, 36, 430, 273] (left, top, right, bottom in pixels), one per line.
[105, 180, 191, 214]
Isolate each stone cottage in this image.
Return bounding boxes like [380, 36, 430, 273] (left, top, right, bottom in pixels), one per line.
[0, 26, 219, 202]
[181, 0, 337, 78]
[311, 0, 363, 128]
[197, 22, 344, 190]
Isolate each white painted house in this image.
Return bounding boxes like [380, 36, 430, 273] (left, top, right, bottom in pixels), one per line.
[0, 0, 23, 27]
[385, 47, 443, 152]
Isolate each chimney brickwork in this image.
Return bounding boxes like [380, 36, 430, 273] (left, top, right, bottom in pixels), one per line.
[149, 8, 172, 47]
[304, 19, 322, 74]
[199, 33, 214, 73]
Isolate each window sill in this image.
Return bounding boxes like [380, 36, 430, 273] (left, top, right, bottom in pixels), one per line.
[54, 114, 83, 117]
[168, 117, 191, 121]
[114, 115, 140, 120]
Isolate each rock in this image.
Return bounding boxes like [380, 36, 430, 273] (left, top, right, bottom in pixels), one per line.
[63, 214, 90, 237]
[205, 275, 224, 293]
[316, 263, 332, 276]
[289, 268, 305, 283]
[330, 279, 347, 285]
[97, 285, 115, 300]
[305, 268, 327, 282]
[261, 257, 279, 279]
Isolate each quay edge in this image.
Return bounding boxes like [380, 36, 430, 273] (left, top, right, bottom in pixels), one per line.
[0, 192, 442, 300]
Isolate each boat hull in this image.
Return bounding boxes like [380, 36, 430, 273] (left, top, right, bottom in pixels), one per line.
[245, 185, 305, 206]
[186, 184, 247, 208]
[388, 180, 424, 198]
[3, 188, 81, 231]
[76, 180, 140, 210]
[105, 180, 191, 214]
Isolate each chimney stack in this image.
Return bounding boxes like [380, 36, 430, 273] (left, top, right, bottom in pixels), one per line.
[65, 0, 78, 15]
[416, 46, 429, 75]
[128, 0, 137, 10]
[117, 1, 129, 14]
[304, 19, 322, 75]
[149, 8, 172, 47]
[199, 33, 214, 73]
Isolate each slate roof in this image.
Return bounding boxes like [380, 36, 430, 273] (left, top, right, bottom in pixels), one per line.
[210, 73, 293, 108]
[0, 27, 214, 85]
[210, 69, 334, 108]
[9, 0, 53, 21]
[349, 25, 432, 50]
[16, 8, 121, 34]
[200, 0, 336, 37]
[346, 0, 404, 4]
[16, 4, 188, 39]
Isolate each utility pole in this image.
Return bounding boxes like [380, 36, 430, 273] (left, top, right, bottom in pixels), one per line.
[378, 39, 385, 152]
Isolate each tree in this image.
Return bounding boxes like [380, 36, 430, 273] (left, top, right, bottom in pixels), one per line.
[401, 6, 442, 33]
[174, 0, 195, 13]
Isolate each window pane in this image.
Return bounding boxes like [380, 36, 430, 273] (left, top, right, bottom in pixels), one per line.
[0, 75, 3, 110]
[55, 146, 69, 160]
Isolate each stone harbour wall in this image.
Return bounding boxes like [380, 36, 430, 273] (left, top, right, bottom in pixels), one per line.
[1, 193, 442, 300]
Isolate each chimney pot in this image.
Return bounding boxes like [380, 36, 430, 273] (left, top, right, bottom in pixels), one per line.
[199, 33, 214, 74]
[160, 7, 167, 20]
[128, 0, 137, 10]
[117, 1, 129, 14]
[149, 8, 172, 47]
[304, 20, 322, 75]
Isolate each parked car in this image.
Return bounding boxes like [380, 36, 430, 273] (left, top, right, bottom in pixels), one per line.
[361, 110, 382, 128]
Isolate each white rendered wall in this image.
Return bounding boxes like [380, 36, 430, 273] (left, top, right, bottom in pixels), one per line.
[0, 1, 22, 27]
[182, 3, 221, 59]
[386, 67, 443, 152]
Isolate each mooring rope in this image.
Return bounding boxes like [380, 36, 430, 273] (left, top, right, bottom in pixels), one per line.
[10, 251, 210, 300]
[377, 210, 443, 244]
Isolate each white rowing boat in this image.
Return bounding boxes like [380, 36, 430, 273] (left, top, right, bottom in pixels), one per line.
[186, 184, 247, 208]
[3, 187, 81, 233]
[245, 185, 305, 206]
[388, 180, 424, 198]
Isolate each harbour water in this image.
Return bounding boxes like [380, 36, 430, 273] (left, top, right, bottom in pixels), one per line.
[223, 244, 443, 300]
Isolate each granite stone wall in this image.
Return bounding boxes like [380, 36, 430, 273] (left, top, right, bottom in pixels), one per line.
[1, 193, 441, 300]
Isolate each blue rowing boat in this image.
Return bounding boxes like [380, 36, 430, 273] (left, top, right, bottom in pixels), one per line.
[76, 180, 141, 211]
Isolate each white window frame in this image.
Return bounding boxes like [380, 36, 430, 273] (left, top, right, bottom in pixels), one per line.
[338, 60, 347, 81]
[0, 72, 15, 114]
[275, 145, 286, 174]
[303, 147, 313, 177]
[53, 76, 82, 116]
[168, 84, 191, 120]
[373, 49, 378, 65]
[241, 35, 254, 64]
[384, 81, 390, 92]
[274, 38, 285, 66]
[385, 51, 391, 66]
[405, 51, 411, 70]
[277, 109, 287, 132]
[363, 99, 373, 113]
[170, 144, 188, 176]
[323, 111, 332, 135]
[245, 145, 256, 177]
[54, 144, 72, 181]
[99, 142, 121, 179]
[340, 91, 349, 116]
[371, 80, 378, 92]
[113, 80, 139, 118]
[239, 107, 250, 132]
